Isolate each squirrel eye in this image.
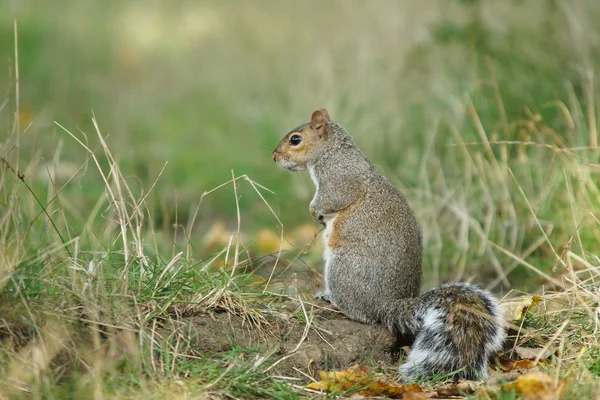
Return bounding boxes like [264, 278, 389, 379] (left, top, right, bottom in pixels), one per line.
[289, 134, 302, 146]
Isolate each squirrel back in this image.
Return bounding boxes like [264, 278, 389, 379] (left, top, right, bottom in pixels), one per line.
[272, 109, 505, 381]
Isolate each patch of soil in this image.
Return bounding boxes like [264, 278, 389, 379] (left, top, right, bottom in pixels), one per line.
[172, 300, 399, 379]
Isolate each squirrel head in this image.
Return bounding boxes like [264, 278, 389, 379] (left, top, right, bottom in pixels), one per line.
[272, 109, 330, 171]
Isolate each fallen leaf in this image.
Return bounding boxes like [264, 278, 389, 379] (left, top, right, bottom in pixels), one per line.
[347, 394, 431, 400]
[435, 379, 478, 396]
[503, 371, 568, 400]
[402, 391, 431, 400]
[498, 358, 537, 372]
[306, 364, 422, 397]
[500, 294, 542, 321]
[496, 345, 553, 373]
[514, 346, 553, 361]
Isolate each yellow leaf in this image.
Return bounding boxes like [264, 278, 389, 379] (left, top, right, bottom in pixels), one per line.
[255, 229, 290, 253]
[306, 364, 422, 397]
[504, 372, 568, 400]
[500, 294, 541, 321]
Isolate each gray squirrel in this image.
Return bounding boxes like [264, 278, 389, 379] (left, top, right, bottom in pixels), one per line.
[272, 109, 505, 381]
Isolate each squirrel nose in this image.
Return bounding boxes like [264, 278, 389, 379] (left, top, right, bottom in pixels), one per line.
[272, 152, 278, 162]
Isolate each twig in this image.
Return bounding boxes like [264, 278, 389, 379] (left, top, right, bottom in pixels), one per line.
[1, 156, 72, 258]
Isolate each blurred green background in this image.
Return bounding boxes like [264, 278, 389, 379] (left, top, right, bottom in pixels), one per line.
[2, 0, 600, 291]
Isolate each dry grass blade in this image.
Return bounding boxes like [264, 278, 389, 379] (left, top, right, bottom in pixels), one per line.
[488, 241, 565, 289]
[508, 168, 567, 269]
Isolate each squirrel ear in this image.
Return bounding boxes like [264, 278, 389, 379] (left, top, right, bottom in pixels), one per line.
[310, 109, 330, 133]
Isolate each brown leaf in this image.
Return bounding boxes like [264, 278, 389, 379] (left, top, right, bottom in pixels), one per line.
[496, 345, 553, 373]
[503, 372, 568, 400]
[402, 392, 432, 400]
[306, 364, 422, 397]
[435, 379, 478, 396]
[498, 357, 538, 372]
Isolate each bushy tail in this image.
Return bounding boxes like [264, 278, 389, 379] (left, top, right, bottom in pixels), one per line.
[398, 283, 505, 381]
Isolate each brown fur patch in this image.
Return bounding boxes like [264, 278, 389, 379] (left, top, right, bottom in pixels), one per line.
[450, 296, 489, 319]
[328, 206, 352, 248]
[448, 297, 488, 359]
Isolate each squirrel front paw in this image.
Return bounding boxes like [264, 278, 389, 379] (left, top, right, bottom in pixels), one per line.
[315, 290, 332, 302]
[309, 204, 325, 225]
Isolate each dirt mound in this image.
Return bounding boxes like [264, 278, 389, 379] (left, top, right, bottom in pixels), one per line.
[170, 300, 398, 379]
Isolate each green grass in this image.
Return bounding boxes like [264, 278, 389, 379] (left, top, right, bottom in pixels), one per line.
[2, 0, 600, 398]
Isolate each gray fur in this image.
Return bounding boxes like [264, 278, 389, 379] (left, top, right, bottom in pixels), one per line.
[308, 122, 422, 337]
[273, 114, 505, 381]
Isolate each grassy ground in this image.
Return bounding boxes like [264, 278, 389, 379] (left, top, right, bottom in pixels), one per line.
[2, 0, 600, 398]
